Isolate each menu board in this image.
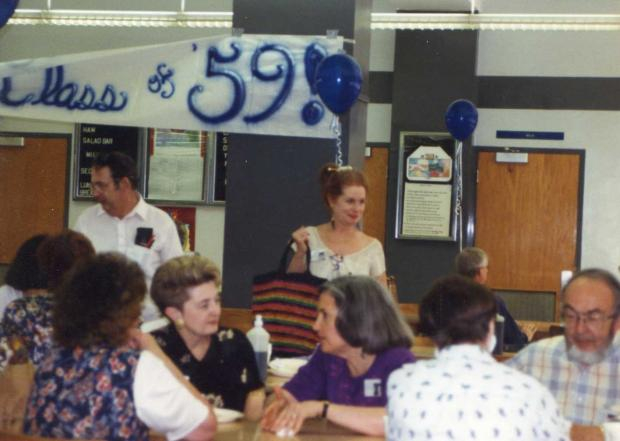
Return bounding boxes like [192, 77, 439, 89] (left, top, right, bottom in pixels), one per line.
[74, 124, 142, 199]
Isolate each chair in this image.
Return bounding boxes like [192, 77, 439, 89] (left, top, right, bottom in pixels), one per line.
[0, 362, 34, 434]
[219, 308, 254, 333]
[386, 275, 398, 303]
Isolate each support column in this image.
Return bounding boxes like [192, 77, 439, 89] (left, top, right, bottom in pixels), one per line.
[222, 0, 371, 306]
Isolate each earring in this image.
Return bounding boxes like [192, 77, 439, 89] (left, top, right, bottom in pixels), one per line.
[175, 318, 185, 328]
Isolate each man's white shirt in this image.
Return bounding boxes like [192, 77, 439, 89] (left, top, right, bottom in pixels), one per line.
[75, 196, 183, 320]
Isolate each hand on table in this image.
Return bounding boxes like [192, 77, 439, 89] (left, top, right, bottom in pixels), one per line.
[261, 387, 320, 437]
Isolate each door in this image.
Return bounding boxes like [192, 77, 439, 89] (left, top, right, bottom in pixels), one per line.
[0, 135, 70, 263]
[363, 146, 389, 248]
[474, 150, 582, 320]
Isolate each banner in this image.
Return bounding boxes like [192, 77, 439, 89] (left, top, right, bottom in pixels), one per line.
[0, 34, 343, 138]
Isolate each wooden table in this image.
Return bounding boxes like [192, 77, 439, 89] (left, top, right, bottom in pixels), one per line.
[211, 419, 382, 441]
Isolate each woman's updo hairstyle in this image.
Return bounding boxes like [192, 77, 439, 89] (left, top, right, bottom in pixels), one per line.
[319, 163, 368, 209]
[419, 275, 496, 349]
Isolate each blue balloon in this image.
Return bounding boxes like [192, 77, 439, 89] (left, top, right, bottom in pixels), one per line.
[445, 99, 478, 141]
[0, 0, 18, 28]
[314, 54, 362, 115]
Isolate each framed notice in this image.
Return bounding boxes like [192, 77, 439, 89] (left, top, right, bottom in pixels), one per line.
[145, 128, 208, 204]
[73, 124, 144, 200]
[395, 131, 457, 241]
[145, 129, 228, 205]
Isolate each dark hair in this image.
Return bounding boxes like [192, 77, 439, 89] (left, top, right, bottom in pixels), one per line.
[319, 163, 368, 210]
[454, 247, 488, 278]
[53, 253, 146, 348]
[93, 151, 139, 189]
[151, 255, 221, 312]
[37, 230, 96, 291]
[562, 268, 620, 315]
[5, 234, 48, 291]
[419, 275, 497, 349]
[319, 275, 413, 354]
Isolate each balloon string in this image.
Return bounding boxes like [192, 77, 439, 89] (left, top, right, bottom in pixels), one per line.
[455, 141, 463, 251]
[331, 115, 343, 166]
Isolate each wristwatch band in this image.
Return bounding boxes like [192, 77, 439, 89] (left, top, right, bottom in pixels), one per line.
[321, 401, 330, 419]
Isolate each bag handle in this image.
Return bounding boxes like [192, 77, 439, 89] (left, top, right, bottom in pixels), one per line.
[278, 239, 314, 276]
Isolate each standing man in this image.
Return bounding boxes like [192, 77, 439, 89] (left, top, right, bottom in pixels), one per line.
[455, 247, 528, 347]
[509, 269, 620, 426]
[75, 151, 183, 320]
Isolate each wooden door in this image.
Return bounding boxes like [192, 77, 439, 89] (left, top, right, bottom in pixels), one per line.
[475, 150, 581, 320]
[363, 146, 389, 248]
[0, 136, 69, 263]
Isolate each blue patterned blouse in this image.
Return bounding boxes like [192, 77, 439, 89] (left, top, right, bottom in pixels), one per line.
[24, 345, 149, 441]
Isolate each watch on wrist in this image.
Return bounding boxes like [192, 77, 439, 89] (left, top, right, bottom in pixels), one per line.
[321, 401, 330, 419]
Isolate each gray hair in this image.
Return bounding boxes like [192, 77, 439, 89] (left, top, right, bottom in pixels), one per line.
[561, 268, 620, 315]
[455, 247, 488, 279]
[319, 275, 413, 354]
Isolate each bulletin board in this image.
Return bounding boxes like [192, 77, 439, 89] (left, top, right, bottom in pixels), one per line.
[395, 131, 457, 241]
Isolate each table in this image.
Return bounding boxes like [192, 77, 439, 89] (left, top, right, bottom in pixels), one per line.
[211, 419, 382, 441]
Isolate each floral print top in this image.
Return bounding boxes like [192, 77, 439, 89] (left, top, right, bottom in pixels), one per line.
[1, 295, 54, 366]
[24, 344, 148, 441]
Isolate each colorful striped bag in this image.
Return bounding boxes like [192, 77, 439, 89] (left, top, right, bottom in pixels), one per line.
[251, 241, 326, 358]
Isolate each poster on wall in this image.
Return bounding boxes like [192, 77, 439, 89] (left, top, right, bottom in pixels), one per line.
[395, 131, 457, 241]
[73, 123, 143, 200]
[158, 206, 196, 252]
[146, 128, 208, 203]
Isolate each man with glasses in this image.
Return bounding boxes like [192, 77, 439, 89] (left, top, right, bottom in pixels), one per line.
[75, 152, 183, 320]
[508, 268, 620, 426]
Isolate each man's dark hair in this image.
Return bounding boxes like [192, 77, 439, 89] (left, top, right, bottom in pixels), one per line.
[93, 151, 138, 189]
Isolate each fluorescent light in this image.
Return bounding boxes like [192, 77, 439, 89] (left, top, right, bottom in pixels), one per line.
[10, 9, 233, 28]
[8, 9, 620, 31]
[371, 12, 620, 31]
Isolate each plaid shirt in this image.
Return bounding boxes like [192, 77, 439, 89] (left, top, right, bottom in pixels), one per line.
[508, 335, 620, 425]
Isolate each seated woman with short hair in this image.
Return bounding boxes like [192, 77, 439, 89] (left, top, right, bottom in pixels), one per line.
[151, 255, 265, 420]
[24, 253, 216, 441]
[261, 275, 414, 437]
[386, 275, 570, 441]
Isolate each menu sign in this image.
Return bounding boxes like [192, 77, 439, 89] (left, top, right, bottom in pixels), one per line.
[74, 124, 142, 199]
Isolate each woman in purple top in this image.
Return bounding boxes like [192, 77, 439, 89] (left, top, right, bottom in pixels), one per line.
[261, 275, 414, 437]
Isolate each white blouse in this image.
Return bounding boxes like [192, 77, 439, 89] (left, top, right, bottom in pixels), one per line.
[298, 226, 386, 280]
[387, 344, 571, 441]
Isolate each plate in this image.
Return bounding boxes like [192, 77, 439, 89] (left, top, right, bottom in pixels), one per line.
[214, 408, 244, 423]
[268, 358, 307, 378]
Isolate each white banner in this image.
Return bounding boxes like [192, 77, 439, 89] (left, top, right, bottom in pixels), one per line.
[0, 34, 343, 138]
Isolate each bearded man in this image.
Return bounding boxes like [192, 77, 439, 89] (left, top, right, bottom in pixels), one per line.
[508, 268, 620, 425]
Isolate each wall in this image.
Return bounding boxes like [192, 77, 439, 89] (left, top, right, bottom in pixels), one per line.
[475, 29, 620, 275]
[0, 14, 228, 269]
[3, 6, 620, 293]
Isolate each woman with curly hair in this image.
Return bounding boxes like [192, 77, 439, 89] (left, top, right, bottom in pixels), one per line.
[23, 253, 216, 441]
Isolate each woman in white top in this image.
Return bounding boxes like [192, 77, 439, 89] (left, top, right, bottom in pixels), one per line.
[387, 275, 571, 441]
[288, 163, 386, 286]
